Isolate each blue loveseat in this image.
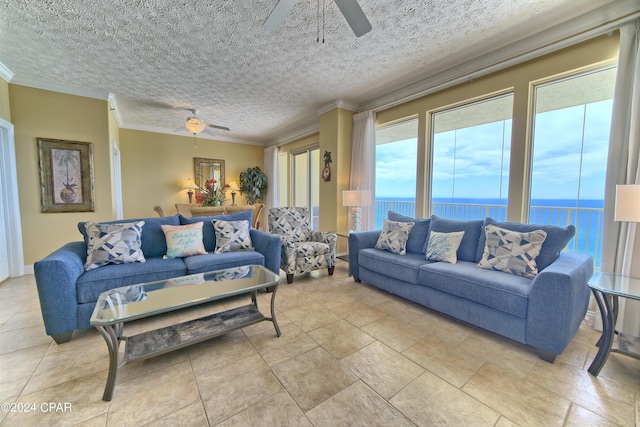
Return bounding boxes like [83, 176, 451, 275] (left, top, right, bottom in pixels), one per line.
[34, 211, 280, 344]
[349, 213, 594, 361]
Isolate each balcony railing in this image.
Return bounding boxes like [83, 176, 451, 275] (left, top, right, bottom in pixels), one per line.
[374, 200, 603, 269]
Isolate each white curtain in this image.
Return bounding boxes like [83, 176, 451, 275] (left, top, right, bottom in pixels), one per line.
[600, 20, 640, 334]
[602, 21, 640, 275]
[350, 110, 376, 230]
[263, 146, 279, 231]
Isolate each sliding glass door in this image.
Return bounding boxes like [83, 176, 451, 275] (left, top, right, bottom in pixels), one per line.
[292, 147, 320, 229]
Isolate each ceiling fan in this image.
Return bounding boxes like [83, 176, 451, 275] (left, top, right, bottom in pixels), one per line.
[263, 0, 372, 38]
[182, 109, 230, 136]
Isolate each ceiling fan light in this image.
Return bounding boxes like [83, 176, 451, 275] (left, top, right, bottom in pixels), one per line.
[185, 117, 206, 134]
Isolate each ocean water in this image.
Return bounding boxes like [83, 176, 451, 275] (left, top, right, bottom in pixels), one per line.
[373, 197, 604, 267]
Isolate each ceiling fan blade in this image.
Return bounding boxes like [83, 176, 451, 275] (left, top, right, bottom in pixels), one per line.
[263, 0, 297, 30]
[207, 124, 230, 132]
[334, 0, 372, 37]
[203, 127, 218, 137]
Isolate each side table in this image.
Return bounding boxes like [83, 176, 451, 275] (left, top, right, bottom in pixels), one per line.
[335, 230, 351, 262]
[587, 272, 640, 376]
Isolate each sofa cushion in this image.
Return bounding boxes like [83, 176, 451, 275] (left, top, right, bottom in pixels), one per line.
[83, 221, 146, 270]
[161, 222, 207, 258]
[418, 260, 532, 318]
[359, 248, 432, 284]
[475, 217, 575, 271]
[375, 219, 414, 255]
[180, 210, 253, 252]
[76, 257, 187, 304]
[426, 215, 483, 262]
[212, 219, 254, 253]
[183, 251, 265, 274]
[79, 215, 180, 259]
[477, 224, 547, 279]
[388, 211, 431, 254]
[426, 231, 465, 264]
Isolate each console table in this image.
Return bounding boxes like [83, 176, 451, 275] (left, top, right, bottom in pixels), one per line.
[588, 271, 640, 376]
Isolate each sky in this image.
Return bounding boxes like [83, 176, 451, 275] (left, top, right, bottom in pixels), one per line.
[375, 99, 612, 203]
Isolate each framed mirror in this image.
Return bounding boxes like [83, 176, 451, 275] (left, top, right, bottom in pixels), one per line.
[194, 157, 225, 190]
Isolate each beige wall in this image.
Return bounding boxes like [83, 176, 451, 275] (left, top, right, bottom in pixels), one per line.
[119, 129, 264, 219]
[318, 108, 353, 235]
[9, 85, 112, 265]
[0, 79, 10, 122]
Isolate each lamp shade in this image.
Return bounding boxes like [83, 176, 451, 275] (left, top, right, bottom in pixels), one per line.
[182, 178, 198, 190]
[227, 181, 241, 191]
[342, 190, 372, 207]
[615, 184, 640, 222]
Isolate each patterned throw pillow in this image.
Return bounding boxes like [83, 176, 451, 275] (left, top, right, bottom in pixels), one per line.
[426, 231, 465, 264]
[161, 222, 207, 259]
[84, 221, 146, 270]
[477, 224, 547, 279]
[375, 219, 414, 255]
[212, 219, 254, 253]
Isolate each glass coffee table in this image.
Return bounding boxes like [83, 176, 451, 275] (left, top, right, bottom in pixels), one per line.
[588, 271, 640, 376]
[90, 265, 280, 401]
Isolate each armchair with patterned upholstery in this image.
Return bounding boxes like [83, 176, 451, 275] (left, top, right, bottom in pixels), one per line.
[268, 207, 337, 284]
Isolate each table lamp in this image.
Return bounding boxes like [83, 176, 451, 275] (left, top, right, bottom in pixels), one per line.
[342, 189, 372, 232]
[182, 178, 199, 204]
[227, 181, 241, 206]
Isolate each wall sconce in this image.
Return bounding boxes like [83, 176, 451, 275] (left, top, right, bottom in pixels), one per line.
[182, 178, 199, 203]
[342, 189, 372, 232]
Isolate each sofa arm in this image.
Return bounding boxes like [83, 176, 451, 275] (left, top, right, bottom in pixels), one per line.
[348, 230, 381, 281]
[311, 231, 337, 266]
[526, 252, 594, 355]
[250, 229, 281, 275]
[33, 241, 87, 340]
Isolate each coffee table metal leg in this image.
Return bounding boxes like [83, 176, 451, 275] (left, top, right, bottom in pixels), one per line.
[270, 286, 281, 337]
[95, 323, 122, 401]
[589, 289, 617, 376]
[251, 289, 258, 309]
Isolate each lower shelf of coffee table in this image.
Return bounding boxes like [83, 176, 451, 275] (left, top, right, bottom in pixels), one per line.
[124, 304, 265, 362]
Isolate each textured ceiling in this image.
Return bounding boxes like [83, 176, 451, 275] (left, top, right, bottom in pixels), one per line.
[0, 0, 629, 145]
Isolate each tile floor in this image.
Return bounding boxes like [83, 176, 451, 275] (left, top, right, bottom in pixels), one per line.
[0, 262, 639, 426]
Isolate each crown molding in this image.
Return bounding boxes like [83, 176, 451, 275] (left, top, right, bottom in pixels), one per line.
[316, 99, 359, 116]
[0, 61, 14, 83]
[119, 122, 264, 146]
[107, 93, 123, 128]
[360, 0, 640, 113]
[265, 119, 320, 147]
[9, 76, 108, 100]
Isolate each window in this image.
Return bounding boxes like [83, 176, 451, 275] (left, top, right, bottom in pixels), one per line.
[529, 67, 616, 268]
[375, 118, 418, 229]
[431, 94, 513, 221]
[292, 147, 320, 229]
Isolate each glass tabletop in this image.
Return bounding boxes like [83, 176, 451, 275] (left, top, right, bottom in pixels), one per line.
[90, 265, 279, 326]
[588, 272, 640, 300]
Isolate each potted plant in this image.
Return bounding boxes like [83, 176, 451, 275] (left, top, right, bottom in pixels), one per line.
[239, 166, 268, 204]
[196, 179, 229, 206]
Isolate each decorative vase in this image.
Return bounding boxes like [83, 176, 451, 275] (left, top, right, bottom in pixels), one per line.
[60, 188, 76, 203]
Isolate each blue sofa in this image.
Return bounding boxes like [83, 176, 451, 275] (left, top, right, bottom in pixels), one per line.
[348, 213, 594, 361]
[34, 212, 281, 344]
